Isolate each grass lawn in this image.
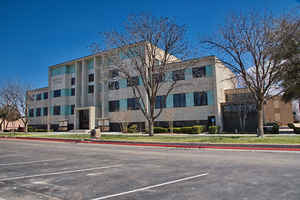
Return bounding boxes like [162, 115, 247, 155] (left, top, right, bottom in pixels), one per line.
[1, 132, 300, 144]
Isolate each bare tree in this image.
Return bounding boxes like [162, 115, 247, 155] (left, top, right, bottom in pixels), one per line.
[95, 14, 190, 136]
[0, 82, 33, 132]
[201, 11, 289, 137]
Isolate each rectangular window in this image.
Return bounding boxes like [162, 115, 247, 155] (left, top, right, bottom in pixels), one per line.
[173, 93, 186, 107]
[29, 109, 34, 117]
[127, 76, 139, 87]
[109, 69, 119, 79]
[172, 69, 185, 81]
[36, 94, 42, 101]
[109, 100, 120, 112]
[43, 107, 48, 116]
[108, 81, 120, 90]
[194, 92, 208, 106]
[53, 90, 61, 98]
[88, 85, 94, 94]
[155, 96, 166, 109]
[88, 74, 94, 82]
[71, 77, 75, 85]
[36, 108, 41, 117]
[192, 66, 206, 78]
[71, 88, 75, 96]
[43, 92, 48, 99]
[71, 105, 75, 115]
[153, 73, 165, 83]
[127, 98, 139, 110]
[53, 106, 61, 115]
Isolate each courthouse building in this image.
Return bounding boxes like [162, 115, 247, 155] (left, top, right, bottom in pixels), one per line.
[27, 43, 235, 131]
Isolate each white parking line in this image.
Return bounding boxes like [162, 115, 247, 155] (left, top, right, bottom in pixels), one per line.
[0, 159, 65, 166]
[91, 173, 208, 200]
[0, 165, 122, 182]
[87, 172, 104, 176]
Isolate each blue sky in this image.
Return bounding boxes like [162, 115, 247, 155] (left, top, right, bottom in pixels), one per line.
[0, 0, 299, 89]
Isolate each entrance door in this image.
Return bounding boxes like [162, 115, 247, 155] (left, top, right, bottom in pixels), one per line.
[79, 110, 89, 129]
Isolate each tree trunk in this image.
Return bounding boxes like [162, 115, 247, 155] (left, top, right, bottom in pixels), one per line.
[148, 120, 154, 136]
[257, 103, 264, 137]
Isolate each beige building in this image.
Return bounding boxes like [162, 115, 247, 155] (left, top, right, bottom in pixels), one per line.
[27, 43, 235, 131]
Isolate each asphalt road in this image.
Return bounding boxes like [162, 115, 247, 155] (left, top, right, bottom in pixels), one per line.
[0, 140, 299, 200]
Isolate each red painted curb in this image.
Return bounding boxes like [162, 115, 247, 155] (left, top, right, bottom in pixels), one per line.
[1, 137, 300, 151]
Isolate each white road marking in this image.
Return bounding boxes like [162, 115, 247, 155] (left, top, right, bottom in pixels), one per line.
[0, 197, 6, 200]
[91, 173, 208, 200]
[0, 159, 65, 166]
[87, 172, 104, 176]
[0, 165, 121, 182]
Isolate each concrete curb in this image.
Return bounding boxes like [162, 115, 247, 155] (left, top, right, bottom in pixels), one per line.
[1, 136, 300, 151]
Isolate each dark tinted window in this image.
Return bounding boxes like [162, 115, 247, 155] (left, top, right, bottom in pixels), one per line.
[71, 88, 75, 96]
[71, 105, 75, 115]
[88, 74, 94, 82]
[155, 96, 166, 109]
[36, 94, 42, 101]
[109, 69, 119, 79]
[71, 77, 75, 85]
[29, 109, 34, 117]
[88, 85, 94, 94]
[172, 69, 185, 81]
[194, 92, 208, 106]
[108, 81, 119, 90]
[43, 92, 48, 99]
[127, 98, 139, 110]
[173, 93, 186, 107]
[109, 101, 120, 112]
[127, 76, 139, 87]
[153, 73, 165, 83]
[53, 106, 61, 115]
[43, 107, 48, 116]
[192, 67, 206, 78]
[36, 108, 41, 116]
[53, 90, 61, 98]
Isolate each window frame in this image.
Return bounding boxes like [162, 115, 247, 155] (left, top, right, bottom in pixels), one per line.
[172, 69, 185, 81]
[173, 93, 186, 108]
[192, 66, 206, 78]
[88, 85, 94, 94]
[109, 100, 120, 112]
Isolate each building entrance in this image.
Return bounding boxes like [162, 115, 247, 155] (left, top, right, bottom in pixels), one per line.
[79, 110, 89, 129]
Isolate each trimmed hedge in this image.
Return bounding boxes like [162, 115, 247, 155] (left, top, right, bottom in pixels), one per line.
[154, 127, 169, 133]
[128, 124, 137, 133]
[173, 128, 182, 133]
[208, 126, 220, 134]
[192, 125, 206, 134]
[288, 123, 300, 134]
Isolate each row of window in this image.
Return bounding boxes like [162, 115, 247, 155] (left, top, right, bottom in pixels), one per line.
[29, 105, 75, 117]
[108, 91, 209, 112]
[34, 92, 48, 101]
[52, 85, 94, 98]
[108, 66, 210, 90]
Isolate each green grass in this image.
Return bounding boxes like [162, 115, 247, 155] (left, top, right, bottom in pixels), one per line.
[2, 133, 300, 144]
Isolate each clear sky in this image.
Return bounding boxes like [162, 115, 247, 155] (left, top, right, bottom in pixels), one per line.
[0, 0, 299, 89]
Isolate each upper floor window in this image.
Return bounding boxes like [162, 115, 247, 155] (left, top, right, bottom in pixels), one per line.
[71, 77, 75, 85]
[29, 109, 34, 117]
[53, 105, 61, 115]
[36, 94, 42, 101]
[36, 108, 41, 117]
[153, 73, 165, 83]
[53, 90, 61, 98]
[172, 69, 185, 81]
[194, 92, 208, 106]
[155, 96, 166, 109]
[108, 81, 119, 90]
[127, 76, 139, 87]
[43, 107, 48, 116]
[88, 85, 94, 94]
[173, 93, 186, 107]
[43, 92, 48, 100]
[127, 98, 139, 110]
[192, 66, 206, 78]
[88, 74, 94, 82]
[109, 100, 120, 112]
[71, 88, 75, 96]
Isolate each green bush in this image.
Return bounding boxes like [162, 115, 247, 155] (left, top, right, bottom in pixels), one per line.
[208, 126, 220, 134]
[264, 122, 279, 134]
[180, 127, 194, 134]
[154, 127, 169, 133]
[173, 128, 182, 133]
[128, 124, 137, 133]
[192, 125, 206, 134]
[287, 123, 300, 134]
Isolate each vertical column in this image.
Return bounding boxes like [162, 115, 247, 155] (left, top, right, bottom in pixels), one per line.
[74, 61, 81, 129]
[47, 69, 51, 131]
[94, 56, 100, 127]
[81, 60, 88, 107]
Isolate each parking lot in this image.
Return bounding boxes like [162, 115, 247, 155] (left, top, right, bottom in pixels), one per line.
[0, 139, 300, 200]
